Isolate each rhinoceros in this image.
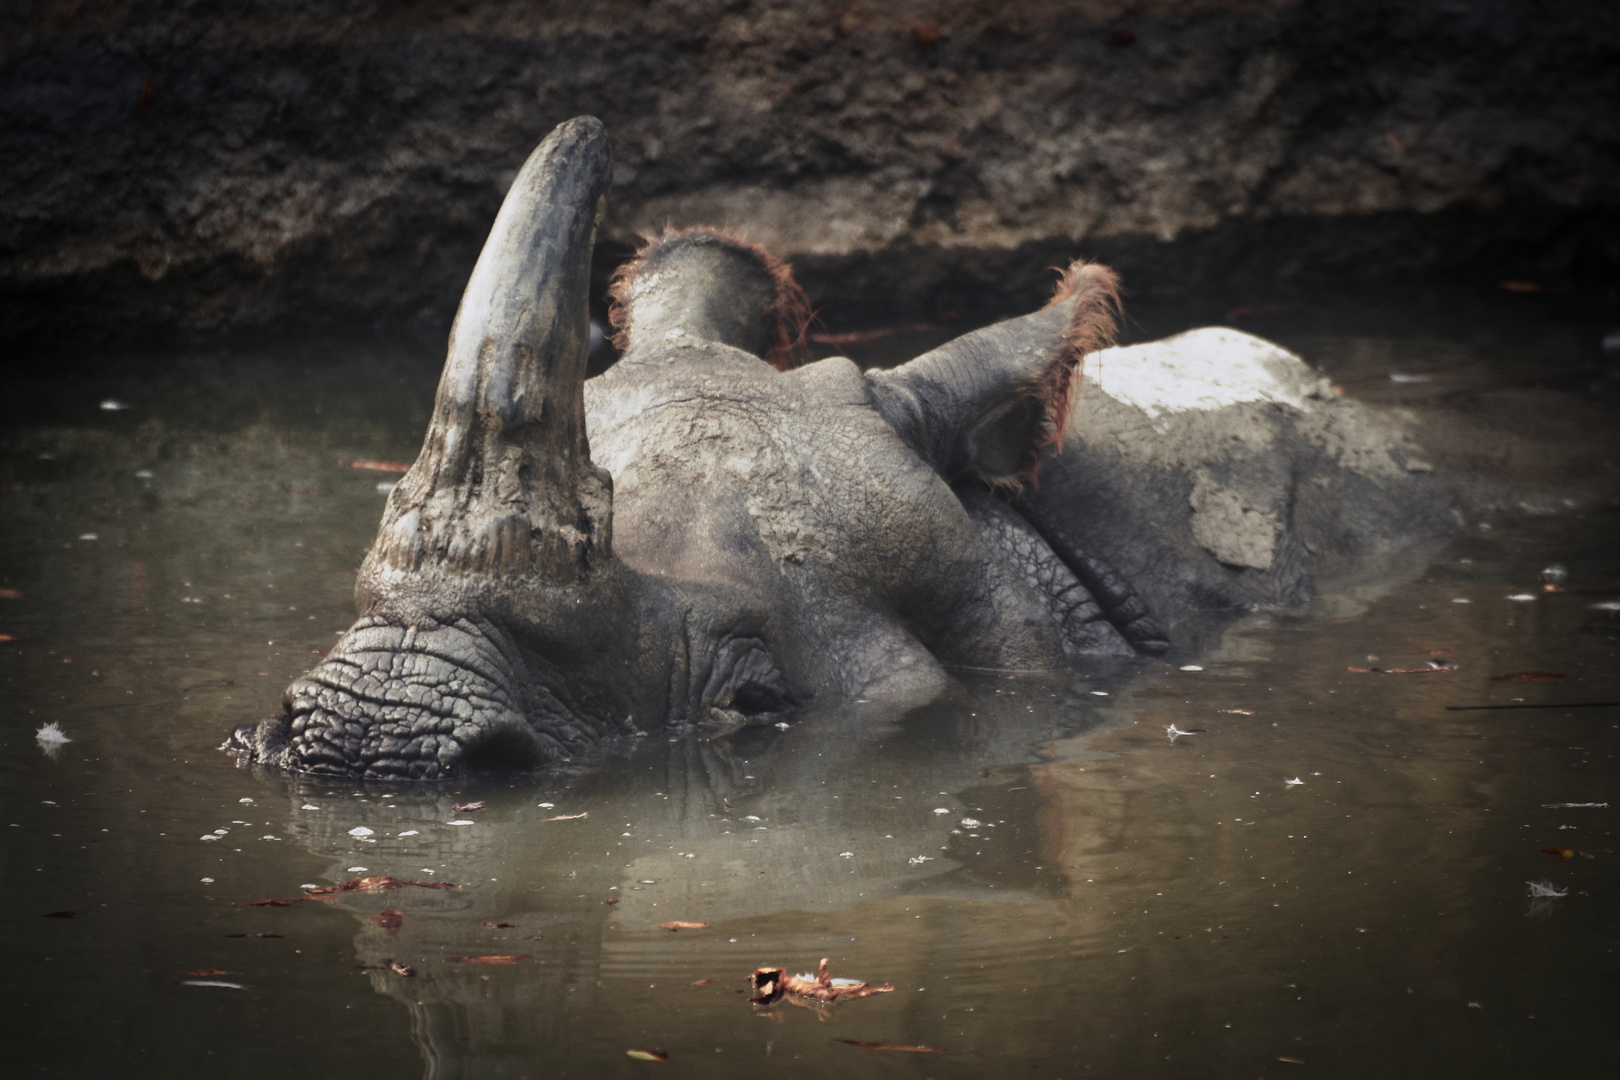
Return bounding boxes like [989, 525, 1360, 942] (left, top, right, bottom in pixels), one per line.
[226, 117, 1452, 779]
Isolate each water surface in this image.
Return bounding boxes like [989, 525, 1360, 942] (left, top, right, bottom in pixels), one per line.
[4, 289, 1618, 1079]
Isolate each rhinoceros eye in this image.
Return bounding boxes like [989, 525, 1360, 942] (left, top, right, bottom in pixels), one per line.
[706, 634, 796, 717]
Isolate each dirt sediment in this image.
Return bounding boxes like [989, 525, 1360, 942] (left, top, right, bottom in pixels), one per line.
[3, 0, 1617, 345]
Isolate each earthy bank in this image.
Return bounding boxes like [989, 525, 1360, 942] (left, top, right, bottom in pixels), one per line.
[3, 0, 1618, 345]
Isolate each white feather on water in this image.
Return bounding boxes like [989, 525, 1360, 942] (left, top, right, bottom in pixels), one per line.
[35, 722, 70, 745]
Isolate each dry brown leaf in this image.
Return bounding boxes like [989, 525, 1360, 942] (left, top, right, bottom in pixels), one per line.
[370, 908, 404, 937]
[1347, 660, 1457, 674]
[304, 875, 460, 899]
[657, 921, 709, 931]
[0, 588, 21, 599]
[443, 954, 530, 965]
[749, 958, 895, 1005]
[836, 1039, 946, 1053]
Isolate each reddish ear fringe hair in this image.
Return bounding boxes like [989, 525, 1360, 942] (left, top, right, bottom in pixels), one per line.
[1021, 260, 1123, 486]
[606, 226, 813, 371]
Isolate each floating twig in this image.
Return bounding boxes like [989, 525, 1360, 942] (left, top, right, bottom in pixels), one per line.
[1445, 702, 1620, 712]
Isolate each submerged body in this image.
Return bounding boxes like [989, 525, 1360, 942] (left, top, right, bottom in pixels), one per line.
[228, 117, 1451, 779]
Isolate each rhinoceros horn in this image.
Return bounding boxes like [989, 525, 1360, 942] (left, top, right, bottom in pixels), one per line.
[369, 116, 615, 585]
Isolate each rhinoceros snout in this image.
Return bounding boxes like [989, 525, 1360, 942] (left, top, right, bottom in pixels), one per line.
[257, 616, 554, 780]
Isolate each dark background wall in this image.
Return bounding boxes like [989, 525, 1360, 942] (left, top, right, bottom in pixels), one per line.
[3, 0, 1618, 346]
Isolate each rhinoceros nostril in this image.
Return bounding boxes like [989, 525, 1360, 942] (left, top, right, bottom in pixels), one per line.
[458, 725, 547, 772]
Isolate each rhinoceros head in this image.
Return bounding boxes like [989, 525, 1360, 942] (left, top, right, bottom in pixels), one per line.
[228, 116, 1153, 779]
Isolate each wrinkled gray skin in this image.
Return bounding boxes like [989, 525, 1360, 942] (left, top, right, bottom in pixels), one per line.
[228, 117, 1452, 779]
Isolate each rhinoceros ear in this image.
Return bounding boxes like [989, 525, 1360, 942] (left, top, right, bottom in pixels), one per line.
[606, 227, 812, 370]
[866, 261, 1121, 488]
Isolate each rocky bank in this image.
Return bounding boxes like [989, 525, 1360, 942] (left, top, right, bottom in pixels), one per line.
[3, 0, 1617, 345]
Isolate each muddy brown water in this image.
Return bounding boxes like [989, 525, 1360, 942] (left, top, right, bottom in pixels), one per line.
[3, 288, 1618, 1079]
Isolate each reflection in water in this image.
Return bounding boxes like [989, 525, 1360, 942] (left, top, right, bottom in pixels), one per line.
[272, 681, 1112, 1078]
[3, 297, 1618, 1078]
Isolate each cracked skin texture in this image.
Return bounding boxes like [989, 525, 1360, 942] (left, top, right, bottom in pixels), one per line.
[1042, 329, 1456, 621]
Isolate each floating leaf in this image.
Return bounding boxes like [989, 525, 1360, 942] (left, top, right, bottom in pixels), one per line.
[305, 875, 460, 898]
[1543, 847, 1575, 862]
[657, 921, 709, 931]
[690, 978, 714, 987]
[0, 633, 20, 644]
[370, 908, 404, 937]
[625, 1049, 669, 1062]
[483, 920, 516, 929]
[836, 1040, 946, 1053]
[545, 812, 587, 821]
[749, 958, 895, 1004]
[0, 588, 21, 599]
[1490, 671, 1564, 682]
[604, 897, 620, 905]
[443, 954, 530, 965]
[452, 800, 486, 812]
